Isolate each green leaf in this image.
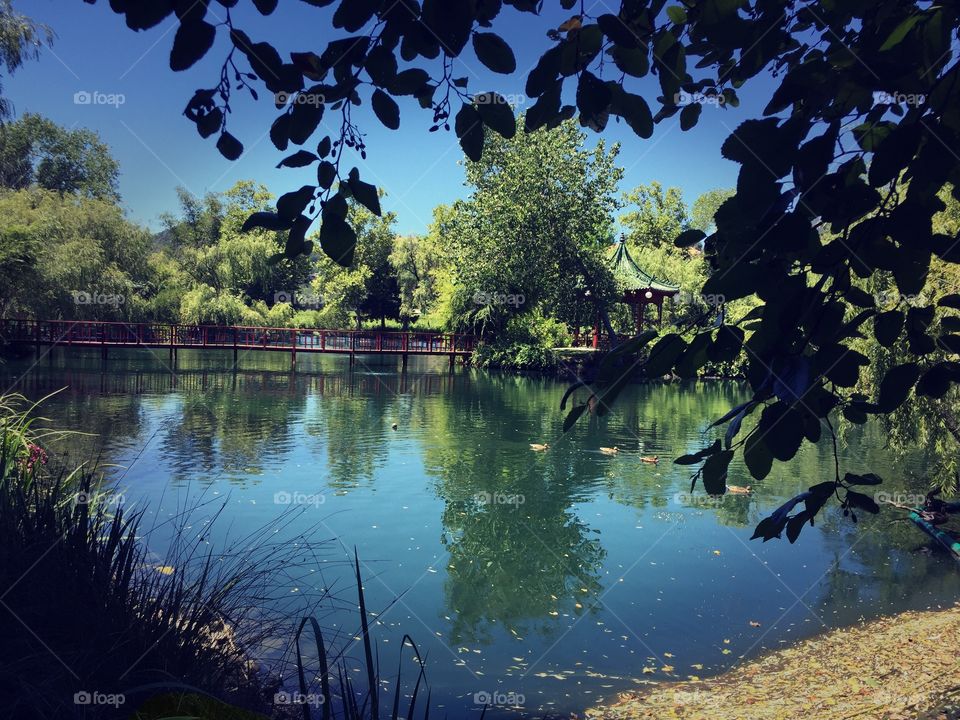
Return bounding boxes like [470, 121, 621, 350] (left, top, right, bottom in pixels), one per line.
[276, 185, 315, 219]
[472, 32, 517, 74]
[347, 170, 381, 216]
[917, 364, 954, 398]
[371, 89, 400, 130]
[455, 103, 485, 162]
[938, 334, 960, 354]
[283, 214, 312, 257]
[240, 212, 295, 233]
[702, 450, 733, 494]
[610, 46, 649, 78]
[939, 294, 960, 310]
[666, 6, 688, 24]
[873, 310, 905, 347]
[318, 213, 356, 267]
[277, 150, 318, 168]
[317, 161, 336, 189]
[744, 432, 773, 481]
[846, 490, 880, 514]
[843, 472, 883, 486]
[879, 14, 922, 51]
[758, 403, 805, 462]
[170, 20, 216, 72]
[679, 102, 701, 131]
[876, 362, 919, 412]
[644, 334, 686, 377]
[216, 131, 243, 160]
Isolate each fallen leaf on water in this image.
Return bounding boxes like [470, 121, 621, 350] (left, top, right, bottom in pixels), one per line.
[155, 565, 175, 575]
[749, 621, 761, 627]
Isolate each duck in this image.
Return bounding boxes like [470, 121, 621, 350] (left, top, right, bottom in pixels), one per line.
[640, 455, 659, 464]
[391, 422, 398, 430]
[530, 443, 550, 452]
[728, 485, 752, 495]
[599, 446, 619, 455]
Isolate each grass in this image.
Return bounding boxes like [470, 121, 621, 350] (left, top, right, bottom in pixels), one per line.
[0, 392, 445, 720]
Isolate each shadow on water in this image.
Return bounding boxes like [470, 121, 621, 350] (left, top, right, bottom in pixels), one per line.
[2, 347, 959, 717]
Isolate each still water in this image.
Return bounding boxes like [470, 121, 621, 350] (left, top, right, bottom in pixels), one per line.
[4, 348, 959, 717]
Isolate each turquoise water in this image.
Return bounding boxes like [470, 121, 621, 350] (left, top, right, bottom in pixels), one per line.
[4, 348, 959, 717]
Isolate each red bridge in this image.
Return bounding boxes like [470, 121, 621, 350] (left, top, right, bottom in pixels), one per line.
[0, 319, 476, 368]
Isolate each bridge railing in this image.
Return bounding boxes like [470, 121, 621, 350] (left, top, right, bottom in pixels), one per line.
[0, 319, 476, 355]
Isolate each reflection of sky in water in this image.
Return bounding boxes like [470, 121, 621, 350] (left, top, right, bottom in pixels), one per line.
[4, 348, 959, 718]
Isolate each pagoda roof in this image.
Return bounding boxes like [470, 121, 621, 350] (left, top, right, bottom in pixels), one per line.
[608, 242, 681, 294]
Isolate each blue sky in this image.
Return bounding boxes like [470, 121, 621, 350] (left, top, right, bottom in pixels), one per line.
[9, 1, 775, 234]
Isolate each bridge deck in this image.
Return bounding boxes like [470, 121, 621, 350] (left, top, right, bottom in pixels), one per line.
[0, 319, 476, 358]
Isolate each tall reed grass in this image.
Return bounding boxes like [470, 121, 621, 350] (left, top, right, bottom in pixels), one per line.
[0, 392, 443, 720]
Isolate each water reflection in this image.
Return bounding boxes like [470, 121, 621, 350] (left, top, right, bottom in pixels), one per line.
[2, 348, 959, 717]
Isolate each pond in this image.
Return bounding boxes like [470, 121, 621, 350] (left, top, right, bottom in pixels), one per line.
[4, 348, 959, 718]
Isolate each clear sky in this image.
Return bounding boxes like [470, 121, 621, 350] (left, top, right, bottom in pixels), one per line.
[8, 1, 776, 234]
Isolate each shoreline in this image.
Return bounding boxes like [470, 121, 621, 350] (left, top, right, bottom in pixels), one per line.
[584, 604, 960, 720]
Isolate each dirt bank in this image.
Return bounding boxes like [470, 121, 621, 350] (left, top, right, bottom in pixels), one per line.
[585, 605, 960, 720]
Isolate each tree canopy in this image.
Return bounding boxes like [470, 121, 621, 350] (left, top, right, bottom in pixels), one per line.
[0, 113, 120, 200]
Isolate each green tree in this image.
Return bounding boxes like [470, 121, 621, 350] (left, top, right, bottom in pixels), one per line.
[441, 118, 622, 337]
[621, 182, 689, 249]
[690, 188, 734, 233]
[0, 1, 52, 119]
[390, 232, 445, 329]
[157, 181, 313, 324]
[310, 202, 399, 329]
[0, 187, 151, 319]
[0, 114, 119, 200]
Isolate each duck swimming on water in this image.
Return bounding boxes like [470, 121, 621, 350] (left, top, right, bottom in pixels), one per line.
[530, 443, 550, 451]
[640, 455, 659, 464]
[599, 446, 619, 455]
[728, 485, 752, 495]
